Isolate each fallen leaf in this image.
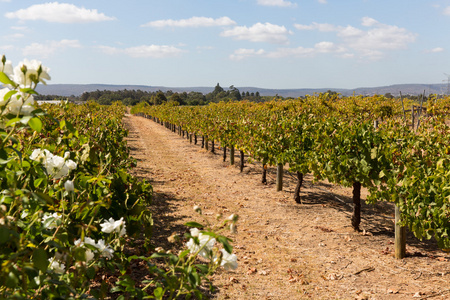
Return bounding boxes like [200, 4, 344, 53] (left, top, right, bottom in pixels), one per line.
[381, 247, 391, 255]
[314, 226, 333, 232]
[413, 291, 422, 298]
[326, 273, 343, 280]
[229, 277, 239, 283]
[247, 267, 257, 275]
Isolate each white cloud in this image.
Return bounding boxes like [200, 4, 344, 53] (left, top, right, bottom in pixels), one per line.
[221, 22, 292, 44]
[267, 41, 345, 58]
[314, 41, 345, 53]
[22, 40, 81, 58]
[294, 22, 337, 32]
[197, 46, 214, 50]
[231, 41, 348, 60]
[98, 45, 185, 58]
[142, 16, 235, 28]
[0, 45, 14, 52]
[266, 46, 315, 58]
[11, 26, 28, 31]
[426, 47, 444, 53]
[230, 48, 265, 60]
[5, 2, 115, 23]
[257, 0, 297, 7]
[5, 33, 24, 40]
[294, 17, 416, 59]
[443, 6, 450, 15]
[361, 17, 378, 27]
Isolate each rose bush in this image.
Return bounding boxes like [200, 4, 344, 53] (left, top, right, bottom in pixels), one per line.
[0, 55, 238, 299]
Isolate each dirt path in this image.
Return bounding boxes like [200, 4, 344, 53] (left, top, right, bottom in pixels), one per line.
[124, 113, 450, 300]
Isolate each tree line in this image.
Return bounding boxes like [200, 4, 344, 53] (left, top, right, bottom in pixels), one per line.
[35, 83, 267, 106]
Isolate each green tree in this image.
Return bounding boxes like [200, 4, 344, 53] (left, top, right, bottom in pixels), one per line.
[152, 91, 167, 105]
[170, 93, 183, 105]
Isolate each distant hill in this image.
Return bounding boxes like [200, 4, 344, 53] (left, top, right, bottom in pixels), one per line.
[35, 83, 448, 98]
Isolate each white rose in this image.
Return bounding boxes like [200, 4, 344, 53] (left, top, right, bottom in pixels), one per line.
[64, 180, 74, 192]
[217, 249, 238, 271]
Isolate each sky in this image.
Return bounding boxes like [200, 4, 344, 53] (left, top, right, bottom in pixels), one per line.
[1, 0, 450, 90]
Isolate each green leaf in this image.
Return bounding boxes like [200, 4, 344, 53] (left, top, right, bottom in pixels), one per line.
[5, 117, 21, 128]
[217, 236, 233, 254]
[0, 226, 10, 244]
[110, 286, 123, 293]
[86, 266, 96, 279]
[73, 247, 87, 262]
[179, 249, 190, 259]
[194, 290, 203, 300]
[28, 117, 42, 132]
[0, 149, 12, 164]
[19, 88, 38, 95]
[154, 287, 164, 299]
[32, 192, 55, 205]
[185, 222, 203, 228]
[65, 120, 75, 132]
[0, 72, 16, 87]
[33, 248, 48, 272]
[4, 90, 17, 101]
[194, 264, 209, 274]
[33, 177, 44, 188]
[5, 271, 19, 288]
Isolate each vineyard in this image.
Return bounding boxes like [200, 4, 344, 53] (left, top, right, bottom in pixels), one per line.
[2, 53, 450, 298]
[131, 94, 450, 254]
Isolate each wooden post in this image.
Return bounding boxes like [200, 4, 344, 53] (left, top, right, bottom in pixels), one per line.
[194, 134, 197, 145]
[395, 205, 406, 259]
[411, 105, 415, 131]
[400, 91, 406, 122]
[230, 147, 235, 165]
[205, 136, 209, 151]
[276, 163, 283, 191]
[211, 140, 215, 153]
[223, 146, 227, 162]
[417, 91, 425, 129]
[189, 133, 192, 144]
[351, 181, 361, 231]
[239, 150, 244, 172]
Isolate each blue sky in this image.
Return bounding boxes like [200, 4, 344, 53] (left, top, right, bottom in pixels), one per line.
[1, 0, 450, 89]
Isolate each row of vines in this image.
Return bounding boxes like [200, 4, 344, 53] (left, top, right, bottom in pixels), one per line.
[131, 94, 450, 250]
[0, 56, 237, 300]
